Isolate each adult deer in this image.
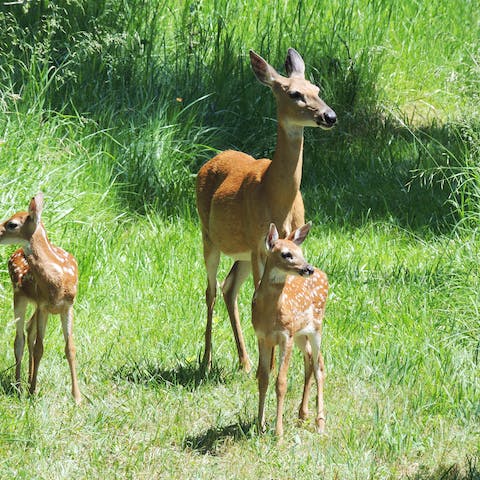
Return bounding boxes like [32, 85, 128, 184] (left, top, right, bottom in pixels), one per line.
[196, 48, 336, 371]
[0, 193, 81, 403]
[252, 223, 328, 436]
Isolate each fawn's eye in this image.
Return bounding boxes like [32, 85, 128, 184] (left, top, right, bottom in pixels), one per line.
[281, 251, 293, 260]
[6, 221, 18, 231]
[288, 91, 304, 101]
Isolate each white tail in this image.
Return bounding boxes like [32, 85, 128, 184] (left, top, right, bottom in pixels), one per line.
[0, 193, 81, 403]
[252, 223, 328, 436]
[196, 48, 335, 372]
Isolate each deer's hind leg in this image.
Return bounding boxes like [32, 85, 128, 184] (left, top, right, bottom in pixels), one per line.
[27, 309, 38, 385]
[222, 260, 252, 372]
[61, 306, 81, 404]
[309, 332, 326, 433]
[201, 232, 221, 371]
[29, 308, 48, 396]
[295, 335, 314, 422]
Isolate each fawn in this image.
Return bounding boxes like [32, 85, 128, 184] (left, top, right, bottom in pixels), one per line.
[196, 48, 336, 372]
[0, 193, 81, 403]
[252, 223, 328, 436]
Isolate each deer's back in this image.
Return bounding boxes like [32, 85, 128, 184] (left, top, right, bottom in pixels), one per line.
[8, 248, 78, 312]
[196, 150, 272, 254]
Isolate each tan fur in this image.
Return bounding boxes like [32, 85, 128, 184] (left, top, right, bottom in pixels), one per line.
[0, 193, 81, 403]
[252, 224, 328, 436]
[196, 49, 336, 371]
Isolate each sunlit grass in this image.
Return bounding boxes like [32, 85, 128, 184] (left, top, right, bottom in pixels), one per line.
[0, 0, 479, 478]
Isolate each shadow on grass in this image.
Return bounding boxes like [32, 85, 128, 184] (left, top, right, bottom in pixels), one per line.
[0, 368, 18, 397]
[183, 419, 255, 455]
[408, 457, 480, 480]
[299, 116, 466, 234]
[112, 360, 228, 391]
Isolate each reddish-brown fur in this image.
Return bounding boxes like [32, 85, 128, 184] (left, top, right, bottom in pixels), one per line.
[196, 48, 336, 371]
[0, 193, 81, 403]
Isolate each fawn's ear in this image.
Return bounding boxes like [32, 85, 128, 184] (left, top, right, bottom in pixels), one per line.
[265, 223, 279, 251]
[288, 222, 311, 246]
[250, 50, 280, 86]
[28, 192, 44, 226]
[284, 48, 305, 79]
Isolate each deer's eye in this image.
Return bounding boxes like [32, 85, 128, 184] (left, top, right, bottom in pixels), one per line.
[281, 251, 293, 260]
[6, 221, 18, 231]
[288, 91, 304, 101]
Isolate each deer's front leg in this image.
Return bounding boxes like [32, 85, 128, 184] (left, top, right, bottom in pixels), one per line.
[257, 338, 272, 433]
[275, 335, 293, 437]
[13, 293, 28, 389]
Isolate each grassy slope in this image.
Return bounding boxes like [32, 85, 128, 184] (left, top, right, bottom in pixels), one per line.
[0, 0, 479, 478]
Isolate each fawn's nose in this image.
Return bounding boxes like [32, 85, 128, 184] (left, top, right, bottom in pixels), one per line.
[300, 265, 314, 277]
[324, 109, 337, 126]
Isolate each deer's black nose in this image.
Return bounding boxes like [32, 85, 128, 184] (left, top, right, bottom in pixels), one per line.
[300, 265, 314, 277]
[324, 109, 336, 126]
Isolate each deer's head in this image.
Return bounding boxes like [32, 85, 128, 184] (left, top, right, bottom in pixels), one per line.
[250, 48, 336, 129]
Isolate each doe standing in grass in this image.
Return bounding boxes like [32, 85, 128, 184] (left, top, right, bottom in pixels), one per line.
[0, 193, 81, 403]
[252, 223, 328, 436]
[196, 48, 336, 372]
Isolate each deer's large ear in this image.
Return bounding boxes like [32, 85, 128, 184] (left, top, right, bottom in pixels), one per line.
[266, 223, 279, 251]
[28, 192, 44, 225]
[288, 222, 311, 246]
[285, 48, 305, 79]
[250, 50, 280, 86]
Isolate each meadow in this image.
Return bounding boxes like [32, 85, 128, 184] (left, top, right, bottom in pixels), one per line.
[0, 1, 479, 478]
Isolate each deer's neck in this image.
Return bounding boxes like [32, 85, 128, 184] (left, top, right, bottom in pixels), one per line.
[264, 121, 304, 211]
[257, 262, 288, 299]
[25, 225, 62, 277]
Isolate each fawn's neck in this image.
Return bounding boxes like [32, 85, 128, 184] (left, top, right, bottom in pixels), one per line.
[257, 261, 289, 299]
[24, 224, 62, 276]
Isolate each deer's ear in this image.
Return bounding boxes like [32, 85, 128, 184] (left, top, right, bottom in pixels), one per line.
[285, 48, 305, 79]
[265, 223, 279, 251]
[288, 222, 311, 246]
[28, 192, 44, 225]
[250, 50, 280, 86]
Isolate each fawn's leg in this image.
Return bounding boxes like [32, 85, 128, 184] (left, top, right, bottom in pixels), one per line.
[275, 335, 293, 437]
[13, 293, 28, 389]
[257, 339, 273, 433]
[27, 310, 38, 384]
[295, 335, 313, 421]
[29, 308, 48, 395]
[61, 306, 81, 404]
[310, 332, 326, 433]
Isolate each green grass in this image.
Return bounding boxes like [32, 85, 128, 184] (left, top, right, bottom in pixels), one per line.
[0, 0, 479, 478]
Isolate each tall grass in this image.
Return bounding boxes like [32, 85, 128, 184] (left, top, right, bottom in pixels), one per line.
[0, 1, 479, 478]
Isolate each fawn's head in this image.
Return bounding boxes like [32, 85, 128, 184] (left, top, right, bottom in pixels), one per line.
[250, 48, 336, 129]
[0, 192, 44, 246]
[265, 223, 314, 281]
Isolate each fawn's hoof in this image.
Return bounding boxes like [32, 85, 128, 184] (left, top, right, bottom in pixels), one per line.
[316, 417, 326, 434]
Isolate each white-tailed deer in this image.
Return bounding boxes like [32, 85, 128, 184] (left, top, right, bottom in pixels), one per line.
[252, 223, 327, 436]
[0, 193, 81, 403]
[196, 48, 335, 372]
